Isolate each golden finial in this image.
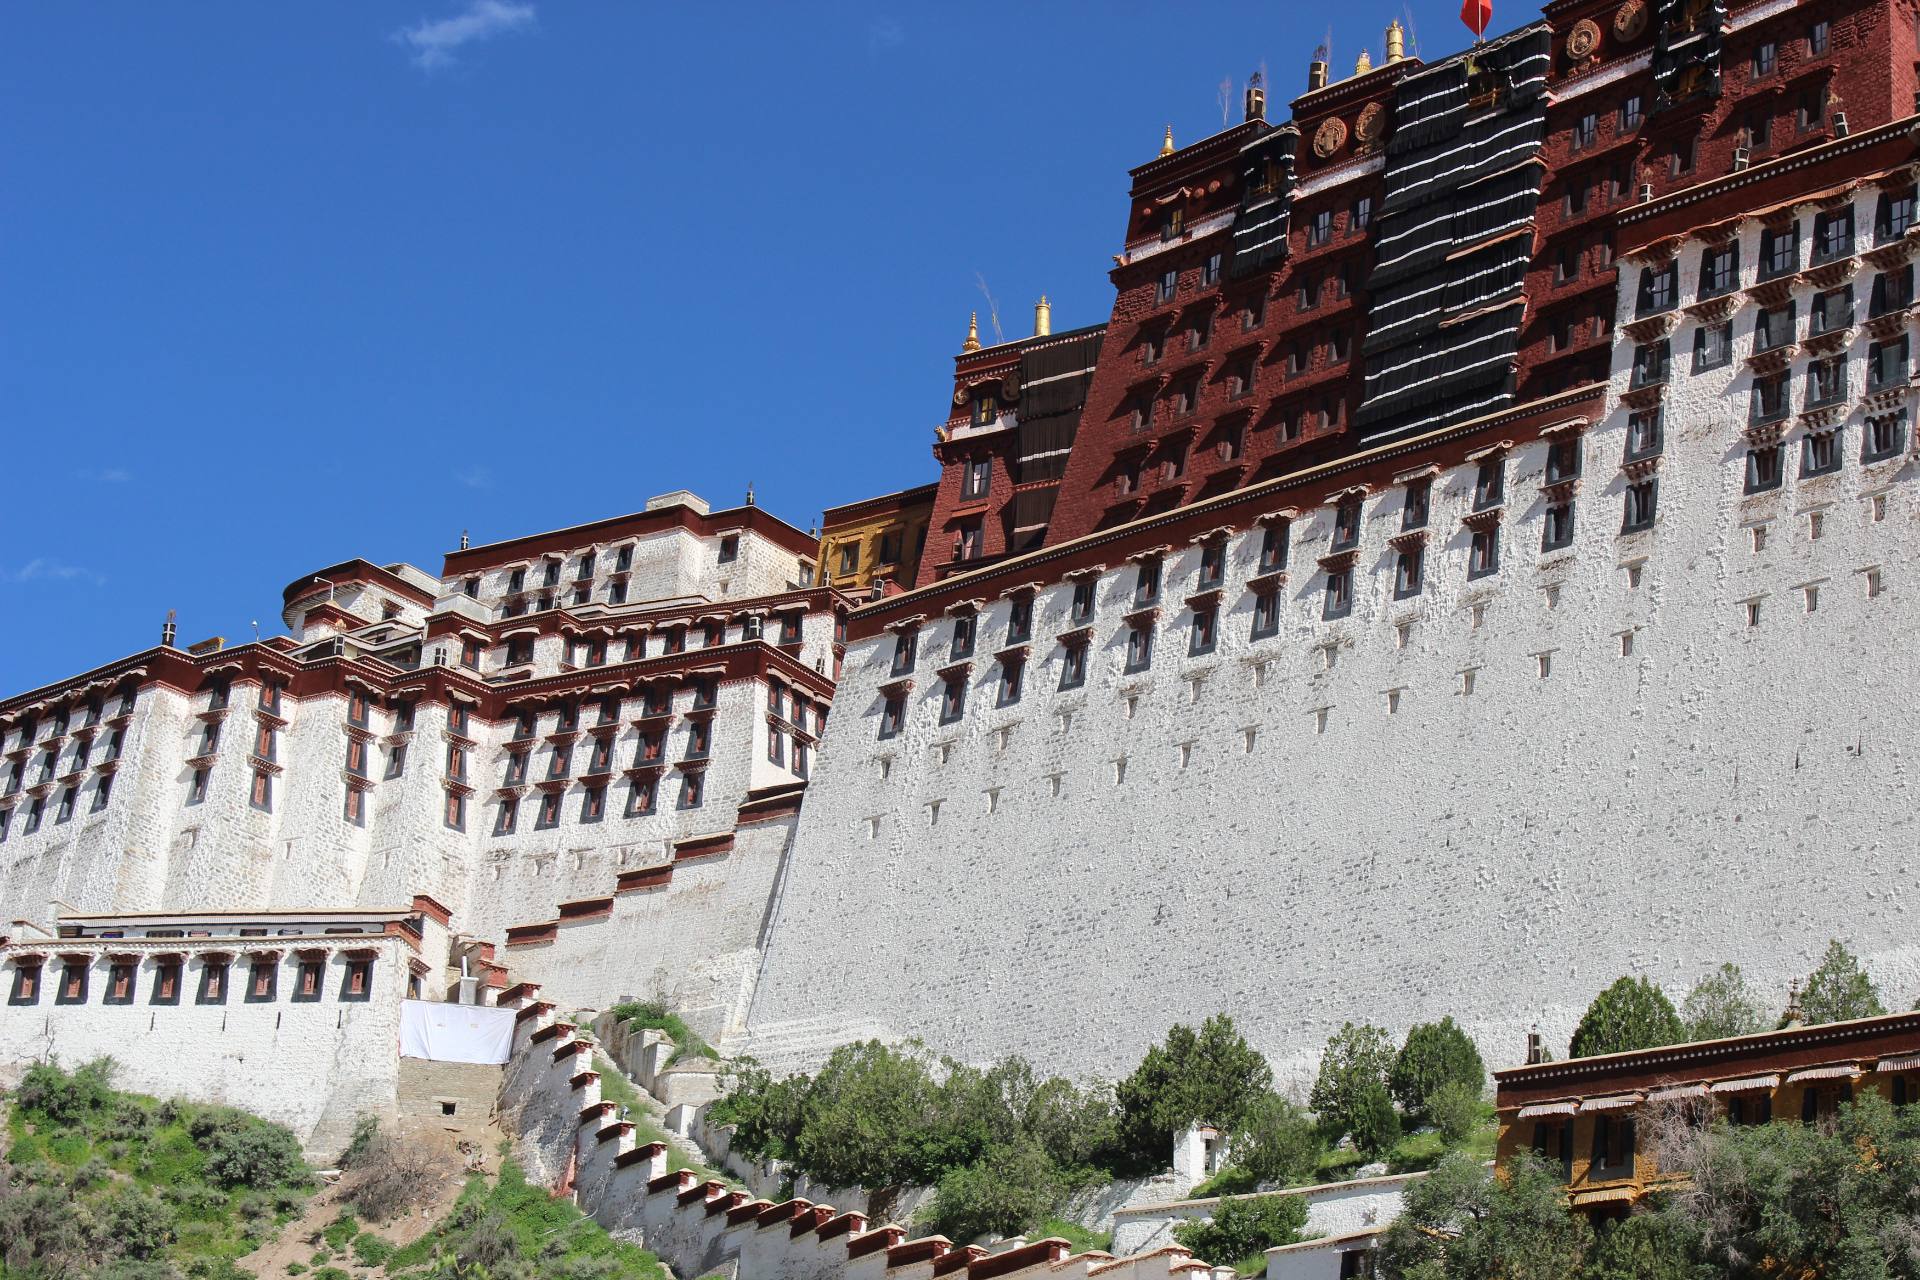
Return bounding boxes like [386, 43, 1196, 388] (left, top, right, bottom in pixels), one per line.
[1160, 124, 1175, 156]
[1034, 295, 1052, 337]
[1385, 19, 1406, 63]
[1355, 48, 1373, 75]
[962, 311, 981, 353]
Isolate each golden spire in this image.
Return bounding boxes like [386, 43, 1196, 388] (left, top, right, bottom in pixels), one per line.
[962, 311, 981, 353]
[1034, 295, 1052, 337]
[1160, 124, 1175, 156]
[1355, 48, 1372, 75]
[1385, 19, 1406, 63]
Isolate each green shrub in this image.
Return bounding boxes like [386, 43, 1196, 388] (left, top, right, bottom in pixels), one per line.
[1800, 939, 1887, 1025]
[1425, 1081, 1482, 1147]
[92, 1186, 178, 1259]
[352, 1231, 396, 1266]
[1230, 1094, 1321, 1187]
[16, 1058, 119, 1126]
[1115, 1016, 1272, 1168]
[1679, 963, 1766, 1041]
[609, 1000, 716, 1062]
[1308, 1023, 1395, 1143]
[1172, 1193, 1308, 1267]
[925, 1139, 1063, 1244]
[311, 1269, 350, 1280]
[339, 1114, 379, 1170]
[190, 1109, 308, 1189]
[320, 1212, 359, 1251]
[1387, 1018, 1485, 1121]
[285, 1266, 307, 1276]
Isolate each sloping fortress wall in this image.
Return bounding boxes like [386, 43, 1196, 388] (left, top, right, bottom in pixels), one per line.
[747, 161, 1920, 1078]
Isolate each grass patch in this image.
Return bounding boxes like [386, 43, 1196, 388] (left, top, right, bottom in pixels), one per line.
[608, 1000, 716, 1064]
[1034, 1217, 1113, 1254]
[590, 1054, 734, 1183]
[3, 1059, 311, 1277]
[390, 1160, 667, 1278]
[1185, 1166, 1260, 1200]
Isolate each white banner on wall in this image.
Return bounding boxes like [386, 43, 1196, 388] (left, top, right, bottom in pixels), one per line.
[399, 999, 515, 1065]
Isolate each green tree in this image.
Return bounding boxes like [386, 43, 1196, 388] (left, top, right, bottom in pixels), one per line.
[1172, 1193, 1308, 1268]
[1115, 1016, 1272, 1167]
[89, 1186, 177, 1261]
[1800, 939, 1887, 1025]
[15, 1058, 118, 1126]
[1678, 963, 1765, 1041]
[1378, 1151, 1592, 1280]
[1583, 1210, 1710, 1280]
[1350, 1081, 1401, 1160]
[189, 1108, 308, 1188]
[1665, 1091, 1920, 1278]
[708, 1057, 809, 1164]
[1230, 1094, 1321, 1187]
[1568, 977, 1682, 1058]
[792, 1040, 943, 1191]
[924, 1138, 1061, 1244]
[1308, 1023, 1395, 1141]
[1388, 1019, 1485, 1121]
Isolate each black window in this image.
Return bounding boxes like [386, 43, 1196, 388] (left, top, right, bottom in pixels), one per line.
[1746, 444, 1785, 492]
[1752, 41, 1776, 78]
[1751, 371, 1791, 423]
[103, 960, 136, 1006]
[535, 792, 561, 830]
[1637, 264, 1677, 315]
[1071, 580, 1096, 624]
[1202, 253, 1222, 287]
[677, 772, 704, 810]
[626, 776, 657, 816]
[1007, 595, 1033, 644]
[1474, 457, 1505, 510]
[1402, 480, 1431, 530]
[1811, 203, 1848, 268]
[1059, 641, 1088, 690]
[1394, 546, 1424, 599]
[1871, 266, 1914, 317]
[1322, 569, 1352, 620]
[1692, 321, 1732, 372]
[1542, 502, 1576, 551]
[1309, 209, 1332, 245]
[1250, 589, 1280, 639]
[1631, 340, 1670, 388]
[1626, 409, 1663, 460]
[951, 614, 977, 661]
[1469, 525, 1501, 578]
[493, 797, 518, 836]
[150, 958, 182, 1006]
[1877, 188, 1916, 244]
[579, 785, 606, 824]
[291, 958, 325, 1003]
[196, 959, 228, 1005]
[1331, 498, 1361, 550]
[961, 458, 991, 499]
[1745, 109, 1771, 150]
[879, 694, 904, 739]
[1755, 302, 1796, 352]
[1699, 243, 1738, 297]
[8, 962, 41, 1006]
[1124, 624, 1153, 673]
[1802, 428, 1842, 477]
[1811, 285, 1853, 335]
[997, 660, 1024, 706]
[1810, 20, 1829, 54]
[1573, 113, 1596, 150]
[1807, 357, 1847, 407]
[1259, 520, 1288, 572]
[1134, 558, 1162, 605]
[245, 958, 277, 1003]
[1758, 224, 1799, 280]
[1564, 179, 1588, 218]
[1352, 196, 1372, 231]
[1798, 87, 1827, 133]
[1158, 269, 1178, 303]
[1619, 95, 1642, 131]
[1869, 336, 1910, 391]
[1198, 541, 1226, 588]
[1189, 606, 1218, 656]
[891, 628, 918, 675]
[1546, 438, 1581, 483]
[1622, 479, 1658, 532]
[1865, 411, 1906, 462]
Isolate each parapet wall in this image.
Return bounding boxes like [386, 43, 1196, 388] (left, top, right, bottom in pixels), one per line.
[497, 989, 1231, 1280]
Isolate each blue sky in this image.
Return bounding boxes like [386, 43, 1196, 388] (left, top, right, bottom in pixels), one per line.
[0, 0, 1506, 692]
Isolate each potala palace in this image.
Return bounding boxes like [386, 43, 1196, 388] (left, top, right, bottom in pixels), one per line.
[6, 0, 1920, 1181]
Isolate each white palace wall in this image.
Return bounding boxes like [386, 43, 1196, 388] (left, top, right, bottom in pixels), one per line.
[746, 195, 1920, 1079]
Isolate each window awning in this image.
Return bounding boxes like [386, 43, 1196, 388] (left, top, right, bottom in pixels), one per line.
[1581, 1093, 1643, 1113]
[1516, 1101, 1577, 1119]
[1646, 1084, 1707, 1102]
[1710, 1074, 1780, 1094]
[1876, 1054, 1920, 1073]
[1786, 1064, 1862, 1084]
[1571, 1186, 1638, 1207]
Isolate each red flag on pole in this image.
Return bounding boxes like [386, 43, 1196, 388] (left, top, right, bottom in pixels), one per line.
[1462, 0, 1492, 38]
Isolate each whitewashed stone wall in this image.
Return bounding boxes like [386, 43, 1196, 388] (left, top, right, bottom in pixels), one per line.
[1109, 1174, 1418, 1255]
[501, 810, 800, 1041]
[0, 937, 409, 1157]
[747, 196, 1920, 1081]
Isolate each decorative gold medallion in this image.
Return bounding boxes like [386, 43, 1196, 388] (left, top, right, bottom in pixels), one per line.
[1312, 116, 1348, 158]
[1355, 102, 1387, 148]
[1566, 18, 1602, 61]
[1613, 0, 1648, 41]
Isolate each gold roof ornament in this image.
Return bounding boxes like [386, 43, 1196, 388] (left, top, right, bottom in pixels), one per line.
[1160, 124, 1175, 156]
[1386, 19, 1405, 63]
[1033, 295, 1052, 337]
[1355, 48, 1373, 75]
[962, 311, 981, 353]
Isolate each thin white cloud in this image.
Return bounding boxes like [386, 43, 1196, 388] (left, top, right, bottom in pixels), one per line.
[867, 17, 904, 54]
[1, 559, 107, 588]
[456, 465, 493, 490]
[393, 0, 536, 71]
